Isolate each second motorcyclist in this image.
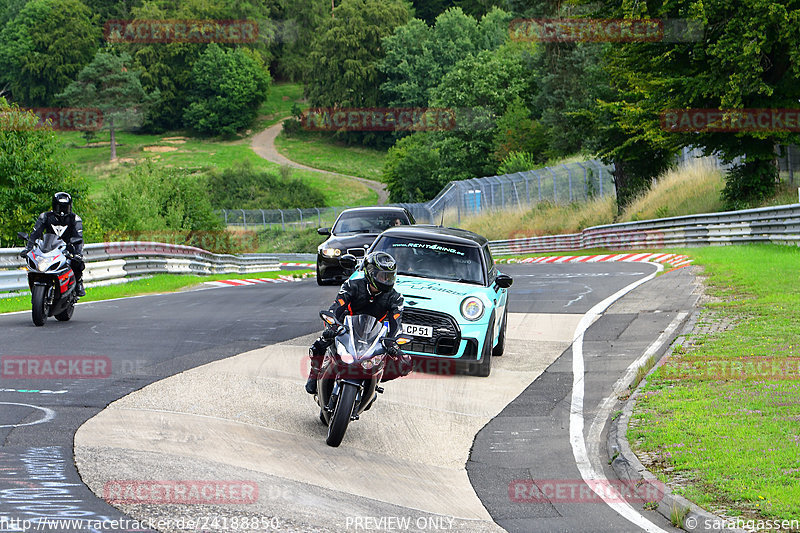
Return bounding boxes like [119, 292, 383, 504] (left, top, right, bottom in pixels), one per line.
[20, 192, 86, 297]
[306, 251, 412, 394]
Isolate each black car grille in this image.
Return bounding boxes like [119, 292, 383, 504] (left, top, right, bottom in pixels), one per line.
[401, 308, 460, 356]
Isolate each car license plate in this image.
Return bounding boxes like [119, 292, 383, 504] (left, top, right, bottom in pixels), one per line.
[403, 324, 432, 337]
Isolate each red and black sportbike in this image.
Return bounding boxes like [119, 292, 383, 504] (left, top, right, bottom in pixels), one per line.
[315, 310, 411, 447]
[18, 232, 80, 326]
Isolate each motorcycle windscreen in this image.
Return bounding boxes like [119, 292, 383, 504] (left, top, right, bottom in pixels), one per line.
[343, 314, 387, 359]
[38, 233, 65, 253]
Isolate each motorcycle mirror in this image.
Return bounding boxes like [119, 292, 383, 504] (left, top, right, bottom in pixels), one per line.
[338, 254, 357, 270]
[319, 310, 339, 326]
[17, 232, 29, 241]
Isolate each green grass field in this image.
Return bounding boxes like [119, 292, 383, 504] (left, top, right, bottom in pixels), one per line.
[255, 82, 306, 129]
[0, 269, 313, 315]
[58, 131, 377, 207]
[630, 244, 800, 522]
[274, 130, 388, 181]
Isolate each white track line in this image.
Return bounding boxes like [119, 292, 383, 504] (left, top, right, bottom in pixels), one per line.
[569, 262, 671, 533]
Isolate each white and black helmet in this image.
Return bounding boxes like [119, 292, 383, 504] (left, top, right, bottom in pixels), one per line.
[363, 251, 397, 293]
[52, 192, 72, 217]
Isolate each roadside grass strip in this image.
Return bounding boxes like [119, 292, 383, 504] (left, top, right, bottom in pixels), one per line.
[0, 270, 313, 314]
[629, 244, 800, 524]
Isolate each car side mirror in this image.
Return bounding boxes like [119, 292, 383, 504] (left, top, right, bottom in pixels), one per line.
[339, 254, 357, 270]
[317, 227, 331, 236]
[495, 273, 513, 289]
[17, 232, 29, 241]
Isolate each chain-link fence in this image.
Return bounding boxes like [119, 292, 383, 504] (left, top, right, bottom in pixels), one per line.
[676, 144, 800, 184]
[220, 159, 616, 230]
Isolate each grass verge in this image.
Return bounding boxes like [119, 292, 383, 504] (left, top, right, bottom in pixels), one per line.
[274, 130, 387, 181]
[255, 82, 305, 130]
[0, 269, 313, 315]
[629, 244, 800, 523]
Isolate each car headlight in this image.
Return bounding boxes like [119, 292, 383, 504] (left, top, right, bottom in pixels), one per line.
[321, 246, 341, 258]
[460, 296, 485, 321]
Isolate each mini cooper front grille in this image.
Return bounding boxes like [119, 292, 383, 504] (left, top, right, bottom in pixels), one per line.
[401, 308, 460, 356]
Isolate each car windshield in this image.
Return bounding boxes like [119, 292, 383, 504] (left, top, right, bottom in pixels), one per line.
[332, 212, 408, 235]
[372, 236, 485, 285]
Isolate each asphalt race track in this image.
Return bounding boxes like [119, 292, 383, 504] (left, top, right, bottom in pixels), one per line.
[0, 262, 699, 533]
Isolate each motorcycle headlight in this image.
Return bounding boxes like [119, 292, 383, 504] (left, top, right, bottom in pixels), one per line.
[321, 246, 341, 258]
[336, 341, 354, 364]
[361, 354, 384, 370]
[460, 296, 485, 321]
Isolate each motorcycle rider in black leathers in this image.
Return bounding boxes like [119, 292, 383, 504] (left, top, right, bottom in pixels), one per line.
[20, 192, 86, 297]
[305, 251, 413, 394]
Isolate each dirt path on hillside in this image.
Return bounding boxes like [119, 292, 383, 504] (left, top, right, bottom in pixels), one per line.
[251, 120, 389, 205]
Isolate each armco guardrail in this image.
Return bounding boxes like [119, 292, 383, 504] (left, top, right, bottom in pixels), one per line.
[488, 203, 800, 255]
[0, 241, 280, 294]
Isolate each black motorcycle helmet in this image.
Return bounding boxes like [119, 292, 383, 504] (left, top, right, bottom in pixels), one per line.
[52, 192, 72, 218]
[363, 251, 397, 293]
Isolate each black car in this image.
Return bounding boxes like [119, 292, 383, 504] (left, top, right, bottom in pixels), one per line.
[316, 206, 415, 285]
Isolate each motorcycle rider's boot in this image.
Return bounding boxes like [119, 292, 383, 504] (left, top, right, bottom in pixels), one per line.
[305, 351, 323, 394]
[75, 279, 86, 297]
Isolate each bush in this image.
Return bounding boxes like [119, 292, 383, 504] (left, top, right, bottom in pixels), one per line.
[498, 151, 538, 175]
[383, 133, 444, 203]
[206, 160, 325, 209]
[0, 99, 88, 247]
[98, 162, 222, 235]
[183, 44, 271, 136]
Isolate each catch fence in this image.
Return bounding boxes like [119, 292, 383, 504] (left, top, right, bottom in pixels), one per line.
[220, 159, 616, 230]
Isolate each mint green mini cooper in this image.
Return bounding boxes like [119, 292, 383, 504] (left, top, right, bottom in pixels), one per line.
[344, 225, 513, 377]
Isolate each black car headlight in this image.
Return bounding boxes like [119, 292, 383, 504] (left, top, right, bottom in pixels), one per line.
[321, 246, 341, 258]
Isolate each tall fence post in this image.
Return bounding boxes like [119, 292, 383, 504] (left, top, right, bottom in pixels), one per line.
[280, 209, 285, 230]
[576, 162, 588, 200]
[260, 209, 266, 228]
[240, 209, 247, 230]
[562, 164, 573, 202]
[546, 167, 557, 202]
[315, 207, 321, 227]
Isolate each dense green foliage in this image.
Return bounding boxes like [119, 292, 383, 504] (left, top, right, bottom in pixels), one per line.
[0, 99, 88, 247]
[0, 0, 100, 106]
[97, 162, 222, 234]
[206, 161, 325, 209]
[305, 0, 411, 109]
[184, 44, 271, 136]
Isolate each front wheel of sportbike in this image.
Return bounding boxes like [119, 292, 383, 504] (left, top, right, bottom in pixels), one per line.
[326, 382, 358, 447]
[31, 285, 49, 327]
